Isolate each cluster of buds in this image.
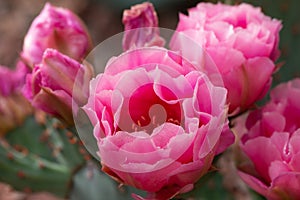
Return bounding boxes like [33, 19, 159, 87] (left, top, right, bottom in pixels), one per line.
[21, 3, 94, 125]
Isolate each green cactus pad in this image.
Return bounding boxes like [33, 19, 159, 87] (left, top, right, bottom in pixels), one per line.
[0, 116, 85, 197]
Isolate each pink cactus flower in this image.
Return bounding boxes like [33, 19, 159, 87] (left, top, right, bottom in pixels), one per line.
[170, 2, 282, 115]
[22, 3, 92, 67]
[236, 79, 300, 200]
[83, 47, 233, 199]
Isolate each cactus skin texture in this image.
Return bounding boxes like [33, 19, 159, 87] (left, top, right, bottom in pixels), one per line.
[0, 116, 85, 197]
[0, 115, 148, 199]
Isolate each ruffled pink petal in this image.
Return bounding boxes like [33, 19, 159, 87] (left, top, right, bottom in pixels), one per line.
[263, 19, 282, 61]
[151, 123, 184, 148]
[233, 25, 272, 57]
[175, 13, 201, 32]
[224, 57, 274, 113]
[271, 80, 300, 132]
[271, 173, 300, 199]
[270, 78, 300, 103]
[290, 152, 300, 172]
[290, 129, 300, 154]
[261, 112, 286, 137]
[216, 123, 234, 154]
[113, 160, 182, 192]
[105, 47, 194, 77]
[189, 72, 227, 115]
[205, 21, 235, 42]
[270, 132, 290, 161]
[242, 136, 281, 183]
[193, 117, 220, 160]
[238, 170, 269, 197]
[168, 161, 207, 186]
[206, 46, 245, 74]
[151, 67, 194, 102]
[98, 124, 194, 174]
[242, 56, 275, 104]
[268, 160, 291, 181]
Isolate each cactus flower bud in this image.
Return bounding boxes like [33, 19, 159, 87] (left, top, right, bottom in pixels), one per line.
[122, 2, 165, 51]
[22, 3, 92, 67]
[23, 49, 93, 125]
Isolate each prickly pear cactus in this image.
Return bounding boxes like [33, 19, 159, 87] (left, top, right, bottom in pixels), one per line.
[0, 115, 86, 197]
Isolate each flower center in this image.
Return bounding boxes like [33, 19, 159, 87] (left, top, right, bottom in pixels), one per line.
[128, 84, 182, 134]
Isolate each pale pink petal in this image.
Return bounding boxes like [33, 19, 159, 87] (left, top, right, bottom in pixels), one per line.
[242, 137, 281, 183]
[216, 123, 234, 154]
[261, 112, 286, 137]
[206, 46, 245, 74]
[175, 13, 200, 32]
[233, 25, 274, 58]
[269, 161, 291, 181]
[151, 123, 184, 148]
[290, 152, 300, 172]
[290, 130, 300, 154]
[105, 47, 194, 76]
[269, 132, 290, 161]
[224, 57, 274, 112]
